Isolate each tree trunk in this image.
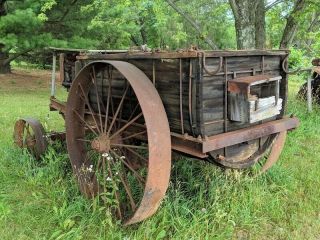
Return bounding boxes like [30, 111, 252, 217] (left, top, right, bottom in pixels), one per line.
[280, 0, 306, 49]
[139, 18, 148, 45]
[229, 0, 260, 49]
[255, 0, 266, 49]
[0, 0, 10, 74]
[0, 59, 11, 74]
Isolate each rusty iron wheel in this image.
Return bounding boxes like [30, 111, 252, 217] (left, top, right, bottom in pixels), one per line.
[208, 134, 280, 169]
[13, 118, 48, 159]
[65, 61, 171, 225]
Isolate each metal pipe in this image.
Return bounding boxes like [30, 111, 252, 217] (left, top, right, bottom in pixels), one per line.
[224, 58, 228, 157]
[188, 60, 194, 136]
[152, 60, 156, 85]
[179, 58, 185, 134]
[51, 52, 57, 97]
[307, 76, 312, 112]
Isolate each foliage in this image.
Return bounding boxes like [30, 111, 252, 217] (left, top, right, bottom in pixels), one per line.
[288, 47, 309, 68]
[1, 0, 320, 68]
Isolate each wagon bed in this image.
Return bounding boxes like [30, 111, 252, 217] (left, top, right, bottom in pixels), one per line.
[51, 48, 298, 164]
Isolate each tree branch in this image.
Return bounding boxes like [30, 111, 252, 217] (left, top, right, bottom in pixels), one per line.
[265, 0, 284, 11]
[165, 0, 217, 49]
[4, 48, 33, 65]
[130, 35, 140, 46]
[60, 0, 78, 21]
[228, 0, 239, 20]
[280, 0, 307, 49]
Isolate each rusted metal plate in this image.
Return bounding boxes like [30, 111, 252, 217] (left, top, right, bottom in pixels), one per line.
[50, 97, 66, 114]
[202, 117, 299, 153]
[171, 136, 207, 158]
[228, 75, 282, 94]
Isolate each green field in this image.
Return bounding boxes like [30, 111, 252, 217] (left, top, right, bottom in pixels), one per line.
[0, 70, 320, 240]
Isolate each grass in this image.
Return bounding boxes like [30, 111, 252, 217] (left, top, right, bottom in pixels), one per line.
[1, 70, 320, 239]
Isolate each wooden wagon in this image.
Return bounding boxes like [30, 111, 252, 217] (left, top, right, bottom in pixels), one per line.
[14, 48, 299, 225]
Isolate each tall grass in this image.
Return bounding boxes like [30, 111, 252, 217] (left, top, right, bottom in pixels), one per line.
[0, 74, 320, 239]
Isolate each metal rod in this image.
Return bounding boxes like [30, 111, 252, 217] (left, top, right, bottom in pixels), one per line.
[51, 53, 57, 97]
[307, 76, 313, 112]
[179, 58, 185, 134]
[188, 60, 194, 136]
[224, 58, 228, 157]
[259, 56, 265, 149]
[224, 58, 228, 133]
[204, 69, 263, 77]
[152, 60, 156, 85]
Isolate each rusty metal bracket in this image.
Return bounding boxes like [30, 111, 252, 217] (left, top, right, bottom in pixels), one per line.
[202, 117, 299, 153]
[200, 52, 223, 76]
[50, 97, 66, 115]
[282, 55, 301, 75]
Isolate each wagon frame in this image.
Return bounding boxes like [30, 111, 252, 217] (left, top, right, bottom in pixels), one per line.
[14, 47, 299, 225]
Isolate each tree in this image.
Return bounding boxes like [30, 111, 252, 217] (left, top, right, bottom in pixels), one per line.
[0, 0, 10, 73]
[0, 0, 97, 73]
[228, 0, 265, 49]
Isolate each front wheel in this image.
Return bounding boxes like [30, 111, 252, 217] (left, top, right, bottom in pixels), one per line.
[65, 61, 171, 225]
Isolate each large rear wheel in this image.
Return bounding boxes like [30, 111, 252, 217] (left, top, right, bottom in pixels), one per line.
[208, 133, 283, 170]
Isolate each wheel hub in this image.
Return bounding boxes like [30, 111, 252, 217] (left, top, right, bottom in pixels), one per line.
[91, 134, 111, 153]
[25, 136, 36, 148]
[91, 133, 122, 153]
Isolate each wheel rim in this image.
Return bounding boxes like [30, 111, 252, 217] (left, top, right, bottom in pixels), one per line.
[13, 118, 47, 159]
[66, 61, 171, 225]
[209, 134, 278, 169]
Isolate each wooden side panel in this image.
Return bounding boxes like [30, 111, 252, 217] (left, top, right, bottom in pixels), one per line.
[127, 59, 197, 135]
[200, 54, 288, 137]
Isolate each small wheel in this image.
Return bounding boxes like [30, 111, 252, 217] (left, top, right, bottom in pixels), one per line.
[66, 61, 171, 225]
[13, 118, 48, 159]
[208, 134, 278, 169]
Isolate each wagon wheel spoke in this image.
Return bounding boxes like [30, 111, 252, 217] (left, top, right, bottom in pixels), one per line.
[107, 84, 129, 136]
[128, 103, 140, 122]
[78, 83, 101, 134]
[125, 147, 148, 164]
[103, 69, 112, 134]
[121, 130, 147, 141]
[118, 169, 137, 212]
[110, 149, 146, 186]
[117, 83, 127, 129]
[111, 144, 148, 150]
[104, 156, 122, 219]
[73, 109, 99, 136]
[91, 66, 104, 133]
[77, 138, 92, 143]
[109, 112, 143, 140]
